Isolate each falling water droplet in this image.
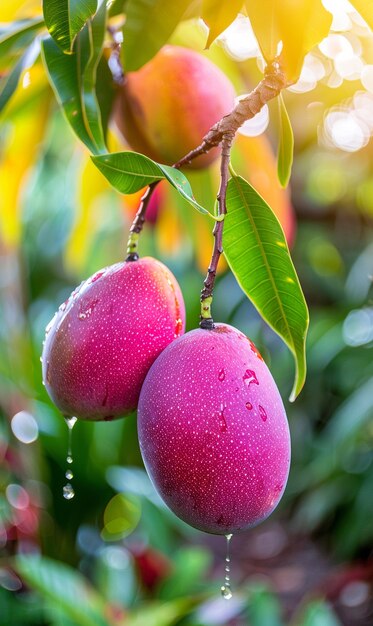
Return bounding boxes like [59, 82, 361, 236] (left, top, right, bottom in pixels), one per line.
[63, 417, 77, 500]
[221, 533, 233, 600]
[63, 484, 75, 500]
[218, 368, 225, 381]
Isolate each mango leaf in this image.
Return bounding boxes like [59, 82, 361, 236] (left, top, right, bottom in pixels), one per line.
[349, 1, 373, 31]
[15, 555, 110, 626]
[43, 0, 97, 53]
[0, 49, 29, 114]
[122, 0, 191, 71]
[0, 18, 44, 70]
[277, 94, 294, 188]
[41, 1, 106, 155]
[92, 152, 221, 219]
[245, 0, 332, 81]
[223, 173, 309, 400]
[202, 0, 243, 48]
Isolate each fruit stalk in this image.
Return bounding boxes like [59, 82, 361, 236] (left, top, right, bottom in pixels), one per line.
[200, 132, 234, 329]
[126, 183, 157, 261]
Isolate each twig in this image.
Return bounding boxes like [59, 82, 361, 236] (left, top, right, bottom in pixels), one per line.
[200, 133, 234, 329]
[173, 61, 288, 169]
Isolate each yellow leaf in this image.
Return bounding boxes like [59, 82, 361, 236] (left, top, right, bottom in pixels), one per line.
[0, 77, 50, 248]
[1, 0, 42, 21]
[202, 0, 244, 48]
[65, 154, 113, 273]
[245, 0, 332, 81]
[349, 1, 373, 32]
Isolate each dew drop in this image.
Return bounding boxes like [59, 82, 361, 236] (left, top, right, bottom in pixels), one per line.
[243, 369, 259, 386]
[221, 533, 233, 600]
[218, 368, 225, 382]
[63, 417, 77, 500]
[63, 484, 75, 500]
[259, 405, 267, 421]
[245, 402, 253, 410]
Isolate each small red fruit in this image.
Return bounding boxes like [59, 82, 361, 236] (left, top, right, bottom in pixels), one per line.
[42, 258, 185, 420]
[138, 324, 290, 535]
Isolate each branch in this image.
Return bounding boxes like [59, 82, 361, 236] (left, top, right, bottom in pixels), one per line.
[173, 60, 288, 169]
[125, 60, 289, 265]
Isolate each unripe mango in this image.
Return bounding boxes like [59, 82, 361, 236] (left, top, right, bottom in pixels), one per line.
[42, 258, 185, 420]
[114, 46, 236, 169]
[138, 324, 290, 535]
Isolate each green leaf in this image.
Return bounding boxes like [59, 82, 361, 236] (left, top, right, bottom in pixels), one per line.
[15, 555, 110, 626]
[245, 583, 285, 626]
[92, 152, 221, 219]
[295, 599, 342, 626]
[0, 49, 28, 114]
[126, 598, 198, 626]
[122, 0, 190, 71]
[349, 1, 373, 31]
[41, 1, 106, 155]
[202, 0, 243, 47]
[43, 0, 97, 53]
[0, 18, 44, 70]
[245, 0, 332, 81]
[224, 173, 309, 400]
[277, 94, 294, 188]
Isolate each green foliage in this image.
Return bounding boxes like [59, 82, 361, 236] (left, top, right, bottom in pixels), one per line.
[43, 0, 98, 53]
[277, 94, 294, 188]
[122, 0, 191, 71]
[0, 49, 29, 114]
[15, 556, 110, 626]
[0, 18, 44, 69]
[224, 173, 309, 400]
[41, 1, 107, 154]
[92, 151, 221, 218]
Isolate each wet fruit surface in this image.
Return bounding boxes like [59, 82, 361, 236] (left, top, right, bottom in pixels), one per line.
[42, 257, 185, 420]
[138, 324, 290, 535]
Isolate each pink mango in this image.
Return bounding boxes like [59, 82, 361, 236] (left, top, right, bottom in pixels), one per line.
[138, 324, 290, 535]
[114, 45, 236, 169]
[42, 258, 185, 421]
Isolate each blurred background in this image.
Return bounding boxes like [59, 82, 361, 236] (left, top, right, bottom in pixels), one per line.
[1, 1, 373, 625]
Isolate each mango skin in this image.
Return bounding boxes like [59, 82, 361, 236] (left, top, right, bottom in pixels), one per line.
[42, 258, 185, 421]
[115, 45, 236, 169]
[138, 324, 290, 535]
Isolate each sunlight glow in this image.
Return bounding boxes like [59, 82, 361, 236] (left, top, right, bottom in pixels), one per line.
[219, 15, 260, 61]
